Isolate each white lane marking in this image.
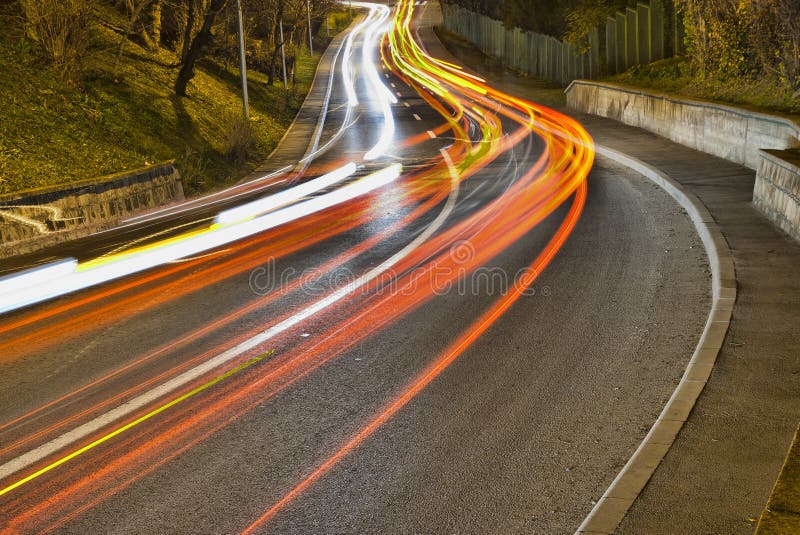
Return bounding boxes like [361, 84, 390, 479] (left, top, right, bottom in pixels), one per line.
[427, 130, 437, 139]
[396, 91, 402, 97]
[439, 148, 459, 182]
[413, 114, 422, 121]
[0, 166, 409, 481]
[390, 83, 396, 88]
[403, 101, 411, 108]
[168, 249, 231, 263]
[0, 163, 461, 485]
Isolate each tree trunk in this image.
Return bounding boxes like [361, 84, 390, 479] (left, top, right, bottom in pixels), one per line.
[175, 0, 229, 96]
[180, 0, 198, 64]
[150, 0, 162, 47]
[114, 0, 155, 76]
[268, 0, 285, 86]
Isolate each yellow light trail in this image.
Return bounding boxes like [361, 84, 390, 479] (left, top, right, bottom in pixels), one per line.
[0, 350, 274, 498]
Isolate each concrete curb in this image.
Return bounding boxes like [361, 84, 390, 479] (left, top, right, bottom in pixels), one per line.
[251, 15, 360, 178]
[576, 145, 737, 534]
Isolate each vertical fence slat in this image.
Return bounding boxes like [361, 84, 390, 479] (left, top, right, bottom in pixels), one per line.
[439, 1, 680, 86]
[637, 3, 651, 65]
[626, 7, 638, 68]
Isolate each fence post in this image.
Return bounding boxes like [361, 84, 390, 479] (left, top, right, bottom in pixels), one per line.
[651, 0, 665, 61]
[590, 27, 600, 78]
[626, 7, 638, 67]
[637, 3, 650, 65]
[605, 17, 616, 75]
[616, 12, 627, 71]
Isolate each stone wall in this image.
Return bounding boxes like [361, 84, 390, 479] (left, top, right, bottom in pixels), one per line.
[0, 162, 184, 256]
[754, 150, 800, 242]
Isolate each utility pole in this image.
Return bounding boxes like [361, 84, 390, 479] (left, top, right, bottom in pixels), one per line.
[235, 0, 249, 117]
[279, 19, 288, 89]
[306, 0, 314, 56]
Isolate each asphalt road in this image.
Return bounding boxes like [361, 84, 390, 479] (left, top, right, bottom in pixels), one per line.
[0, 2, 710, 532]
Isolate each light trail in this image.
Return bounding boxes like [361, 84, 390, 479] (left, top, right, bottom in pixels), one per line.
[353, 2, 398, 160]
[0, 350, 275, 498]
[0, 169, 456, 458]
[0, 164, 400, 315]
[214, 162, 358, 225]
[0, 166, 406, 487]
[240, 0, 595, 528]
[0, 0, 596, 529]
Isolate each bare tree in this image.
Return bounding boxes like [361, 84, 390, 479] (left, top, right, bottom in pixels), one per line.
[267, 0, 285, 85]
[175, 0, 230, 96]
[113, 0, 156, 76]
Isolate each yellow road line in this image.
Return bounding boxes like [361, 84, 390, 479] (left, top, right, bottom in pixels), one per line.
[0, 350, 274, 497]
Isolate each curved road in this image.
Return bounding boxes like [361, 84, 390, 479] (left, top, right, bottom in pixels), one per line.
[0, 1, 709, 532]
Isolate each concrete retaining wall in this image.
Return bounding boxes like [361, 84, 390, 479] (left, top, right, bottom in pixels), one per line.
[566, 80, 800, 241]
[566, 80, 800, 170]
[754, 150, 800, 242]
[0, 162, 184, 257]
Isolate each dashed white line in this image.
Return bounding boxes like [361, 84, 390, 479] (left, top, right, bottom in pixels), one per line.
[413, 114, 422, 121]
[403, 101, 411, 108]
[427, 130, 437, 139]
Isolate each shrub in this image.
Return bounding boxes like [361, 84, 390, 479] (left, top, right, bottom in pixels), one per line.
[19, 0, 92, 85]
[178, 146, 209, 194]
[224, 114, 257, 166]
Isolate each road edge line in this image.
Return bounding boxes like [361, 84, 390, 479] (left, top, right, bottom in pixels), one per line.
[264, 16, 361, 170]
[576, 145, 737, 534]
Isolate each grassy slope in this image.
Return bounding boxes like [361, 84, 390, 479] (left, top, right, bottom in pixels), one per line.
[607, 57, 800, 116]
[0, 6, 351, 196]
[757, 425, 800, 534]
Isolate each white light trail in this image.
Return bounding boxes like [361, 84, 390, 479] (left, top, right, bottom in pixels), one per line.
[214, 162, 358, 225]
[352, 2, 397, 161]
[0, 165, 402, 315]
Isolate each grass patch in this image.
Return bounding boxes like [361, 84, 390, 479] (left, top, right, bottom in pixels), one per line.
[0, 5, 354, 196]
[757, 425, 800, 534]
[608, 57, 800, 116]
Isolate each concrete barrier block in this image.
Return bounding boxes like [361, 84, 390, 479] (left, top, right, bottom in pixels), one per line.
[754, 150, 800, 242]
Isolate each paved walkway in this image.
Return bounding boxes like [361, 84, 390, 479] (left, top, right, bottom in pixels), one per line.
[579, 113, 800, 535]
[428, 12, 800, 535]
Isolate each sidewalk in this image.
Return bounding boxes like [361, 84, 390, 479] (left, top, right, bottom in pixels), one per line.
[423, 5, 800, 534]
[577, 106, 800, 535]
